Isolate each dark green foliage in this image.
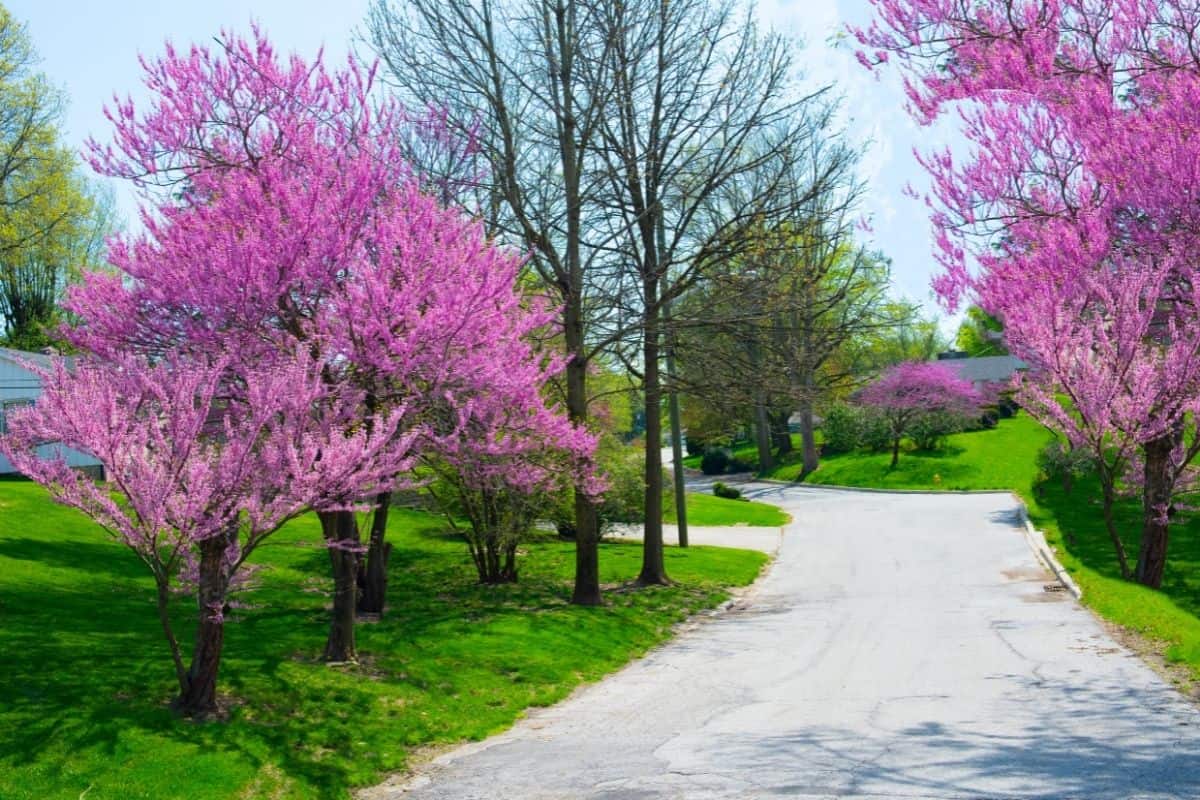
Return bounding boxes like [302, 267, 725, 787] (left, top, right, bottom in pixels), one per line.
[908, 411, 967, 451]
[1036, 439, 1096, 495]
[820, 403, 861, 454]
[711, 481, 744, 501]
[726, 457, 756, 473]
[700, 447, 732, 475]
[858, 409, 894, 453]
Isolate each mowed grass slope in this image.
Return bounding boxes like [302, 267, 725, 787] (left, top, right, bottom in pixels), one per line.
[0, 480, 766, 800]
[666, 492, 791, 527]
[774, 414, 1056, 491]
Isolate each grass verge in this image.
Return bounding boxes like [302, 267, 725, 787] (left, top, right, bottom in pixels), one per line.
[665, 492, 791, 527]
[0, 480, 766, 800]
[772, 414, 1054, 490]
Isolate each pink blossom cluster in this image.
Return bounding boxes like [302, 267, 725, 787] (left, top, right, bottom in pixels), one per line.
[0, 28, 596, 707]
[857, 361, 983, 414]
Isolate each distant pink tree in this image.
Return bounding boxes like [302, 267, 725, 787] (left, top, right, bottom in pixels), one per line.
[857, 361, 983, 467]
[0, 349, 417, 715]
[67, 29, 595, 657]
[854, 0, 1200, 587]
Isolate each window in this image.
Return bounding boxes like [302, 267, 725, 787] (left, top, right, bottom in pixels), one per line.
[0, 398, 34, 435]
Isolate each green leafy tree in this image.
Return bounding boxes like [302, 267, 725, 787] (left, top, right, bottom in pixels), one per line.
[0, 6, 112, 350]
[954, 306, 1008, 357]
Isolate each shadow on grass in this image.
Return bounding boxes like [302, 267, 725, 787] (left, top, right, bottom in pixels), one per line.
[0, 484, 760, 800]
[1034, 476, 1200, 614]
[0, 537, 147, 581]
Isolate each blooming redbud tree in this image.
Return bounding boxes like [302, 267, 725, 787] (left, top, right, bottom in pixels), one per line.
[426, 351, 601, 584]
[854, 0, 1200, 587]
[856, 361, 983, 467]
[66, 29, 596, 658]
[0, 348, 417, 714]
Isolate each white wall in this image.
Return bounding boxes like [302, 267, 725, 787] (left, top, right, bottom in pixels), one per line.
[0, 355, 102, 474]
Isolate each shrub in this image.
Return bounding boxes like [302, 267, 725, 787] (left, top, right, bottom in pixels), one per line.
[700, 447, 731, 475]
[858, 409, 894, 453]
[820, 403, 861, 454]
[1036, 440, 1095, 494]
[712, 481, 743, 500]
[909, 411, 966, 451]
[727, 457, 756, 473]
[551, 435, 645, 537]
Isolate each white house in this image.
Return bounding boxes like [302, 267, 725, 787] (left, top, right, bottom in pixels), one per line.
[0, 347, 103, 475]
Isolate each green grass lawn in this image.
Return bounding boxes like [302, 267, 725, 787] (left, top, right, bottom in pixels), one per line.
[771, 414, 1056, 491]
[1025, 479, 1200, 684]
[665, 492, 791, 527]
[0, 479, 766, 800]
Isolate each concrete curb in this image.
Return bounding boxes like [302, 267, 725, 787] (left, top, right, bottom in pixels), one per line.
[1013, 498, 1083, 599]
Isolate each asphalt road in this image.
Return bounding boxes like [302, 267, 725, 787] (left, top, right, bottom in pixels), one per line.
[369, 486, 1200, 799]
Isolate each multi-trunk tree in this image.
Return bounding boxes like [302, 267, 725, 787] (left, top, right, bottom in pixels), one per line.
[368, 0, 844, 589]
[1, 350, 416, 714]
[855, 361, 982, 467]
[60, 30, 593, 665]
[857, 0, 1200, 588]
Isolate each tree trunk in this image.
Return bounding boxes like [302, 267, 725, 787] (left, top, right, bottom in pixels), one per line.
[1099, 476, 1132, 580]
[798, 400, 819, 478]
[754, 400, 774, 472]
[321, 510, 360, 663]
[175, 527, 235, 715]
[1137, 433, 1175, 588]
[570, 491, 601, 604]
[890, 437, 901, 468]
[501, 540, 518, 583]
[357, 492, 392, 615]
[639, 281, 669, 587]
[770, 411, 792, 456]
[564, 283, 601, 603]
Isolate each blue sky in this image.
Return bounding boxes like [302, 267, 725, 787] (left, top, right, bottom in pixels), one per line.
[9, 0, 960, 329]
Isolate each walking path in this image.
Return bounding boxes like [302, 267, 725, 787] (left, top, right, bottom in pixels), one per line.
[367, 485, 1200, 799]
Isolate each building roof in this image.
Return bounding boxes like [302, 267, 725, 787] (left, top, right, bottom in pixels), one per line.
[940, 355, 1026, 384]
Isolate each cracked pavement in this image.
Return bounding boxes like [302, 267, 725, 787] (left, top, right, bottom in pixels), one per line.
[366, 486, 1200, 799]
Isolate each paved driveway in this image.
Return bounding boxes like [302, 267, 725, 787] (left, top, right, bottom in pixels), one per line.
[369, 486, 1200, 799]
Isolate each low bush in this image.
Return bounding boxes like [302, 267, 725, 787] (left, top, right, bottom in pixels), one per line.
[1036, 439, 1095, 494]
[700, 447, 732, 475]
[858, 409, 894, 453]
[820, 403, 861, 454]
[909, 411, 967, 451]
[712, 481, 744, 501]
[727, 457, 756, 473]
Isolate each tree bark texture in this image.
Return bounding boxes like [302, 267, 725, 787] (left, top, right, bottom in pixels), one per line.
[357, 492, 392, 615]
[639, 281, 669, 586]
[754, 400, 774, 472]
[798, 400, 819, 477]
[1137, 433, 1175, 589]
[175, 526, 235, 715]
[321, 510, 360, 663]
